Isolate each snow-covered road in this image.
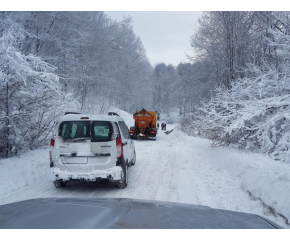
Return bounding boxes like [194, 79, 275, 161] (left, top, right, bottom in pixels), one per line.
[0, 124, 289, 228]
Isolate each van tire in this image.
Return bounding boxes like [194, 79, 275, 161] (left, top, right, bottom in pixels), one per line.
[129, 151, 136, 166]
[53, 180, 67, 188]
[117, 161, 128, 189]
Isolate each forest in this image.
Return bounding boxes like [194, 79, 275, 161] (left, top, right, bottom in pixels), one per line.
[0, 12, 152, 158]
[1, 11, 290, 163]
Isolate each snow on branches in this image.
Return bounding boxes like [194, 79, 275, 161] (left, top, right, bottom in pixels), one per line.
[182, 11, 290, 163]
[190, 63, 290, 162]
[0, 25, 79, 158]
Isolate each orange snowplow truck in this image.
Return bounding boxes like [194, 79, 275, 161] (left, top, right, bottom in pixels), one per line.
[130, 109, 157, 140]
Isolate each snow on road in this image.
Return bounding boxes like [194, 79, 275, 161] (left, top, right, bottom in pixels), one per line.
[0, 124, 289, 228]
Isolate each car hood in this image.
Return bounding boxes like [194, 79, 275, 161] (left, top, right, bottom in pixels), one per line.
[0, 198, 282, 229]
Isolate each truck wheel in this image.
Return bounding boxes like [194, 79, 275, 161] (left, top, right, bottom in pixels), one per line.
[53, 180, 67, 188]
[117, 162, 128, 189]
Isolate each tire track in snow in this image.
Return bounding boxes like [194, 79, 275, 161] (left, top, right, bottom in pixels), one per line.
[153, 131, 179, 202]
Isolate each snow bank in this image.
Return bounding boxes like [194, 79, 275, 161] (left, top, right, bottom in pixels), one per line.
[240, 156, 290, 221]
[0, 148, 49, 203]
[174, 130, 290, 222]
[107, 106, 134, 128]
[207, 148, 290, 220]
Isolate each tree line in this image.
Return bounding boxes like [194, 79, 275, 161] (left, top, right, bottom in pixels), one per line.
[3, 11, 290, 162]
[150, 11, 290, 162]
[182, 11, 290, 162]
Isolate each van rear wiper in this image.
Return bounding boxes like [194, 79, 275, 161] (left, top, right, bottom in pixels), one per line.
[63, 137, 91, 142]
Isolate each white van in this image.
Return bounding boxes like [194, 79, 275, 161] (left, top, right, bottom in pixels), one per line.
[49, 112, 136, 188]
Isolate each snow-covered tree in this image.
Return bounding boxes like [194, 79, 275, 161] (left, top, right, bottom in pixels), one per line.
[152, 63, 179, 115]
[0, 24, 78, 158]
[1, 12, 153, 115]
[185, 11, 290, 162]
[0, 11, 154, 158]
[176, 62, 215, 116]
[190, 12, 262, 88]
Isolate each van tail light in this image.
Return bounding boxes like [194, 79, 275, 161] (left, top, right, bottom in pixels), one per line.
[50, 138, 55, 147]
[130, 130, 135, 133]
[116, 137, 123, 159]
[49, 138, 54, 162]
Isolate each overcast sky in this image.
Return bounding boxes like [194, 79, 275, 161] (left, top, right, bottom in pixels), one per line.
[106, 11, 202, 67]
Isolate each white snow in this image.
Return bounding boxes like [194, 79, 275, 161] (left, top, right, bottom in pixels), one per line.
[51, 166, 122, 181]
[0, 117, 289, 228]
[0, 148, 51, 202]
[107, 106, 134, 128]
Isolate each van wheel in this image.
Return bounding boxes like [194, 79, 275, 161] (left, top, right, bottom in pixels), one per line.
[117, 163, 128, 189]
[53, 180, 67, 188]
[130, 151, 136, 166]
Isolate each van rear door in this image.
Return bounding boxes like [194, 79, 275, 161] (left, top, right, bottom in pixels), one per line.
[57, 121, 91, 164]
[56, 120, 117, 170]
[89, 121, 117, 169]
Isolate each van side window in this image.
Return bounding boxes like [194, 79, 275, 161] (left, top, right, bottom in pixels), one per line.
[118, 121, 130, 139]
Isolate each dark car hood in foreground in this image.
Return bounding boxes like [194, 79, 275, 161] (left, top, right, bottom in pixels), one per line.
[0, 198, 282, 229]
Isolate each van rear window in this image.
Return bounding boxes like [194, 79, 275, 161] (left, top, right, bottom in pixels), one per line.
[59, 121, 113, 142]
[91, 121, 113, 142]
[59, 121, 90, 140]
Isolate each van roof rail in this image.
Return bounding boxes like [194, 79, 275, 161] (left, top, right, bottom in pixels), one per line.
[108, 112, 119, 116]
[65, 112, 81, 115]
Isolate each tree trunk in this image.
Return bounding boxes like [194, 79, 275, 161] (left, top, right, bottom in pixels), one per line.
[5, 82, 10, 158]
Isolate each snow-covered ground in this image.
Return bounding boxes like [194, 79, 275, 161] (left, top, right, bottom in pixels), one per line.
[0, 110, 289, 228]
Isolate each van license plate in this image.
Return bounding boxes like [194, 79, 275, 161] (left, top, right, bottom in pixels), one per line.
[62, 157, 88, 164]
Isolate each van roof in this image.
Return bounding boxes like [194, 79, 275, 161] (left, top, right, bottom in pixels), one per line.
[57, 114, 124, 122]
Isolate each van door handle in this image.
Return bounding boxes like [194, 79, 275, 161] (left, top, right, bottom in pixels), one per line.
[122, 142, 128, 146]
